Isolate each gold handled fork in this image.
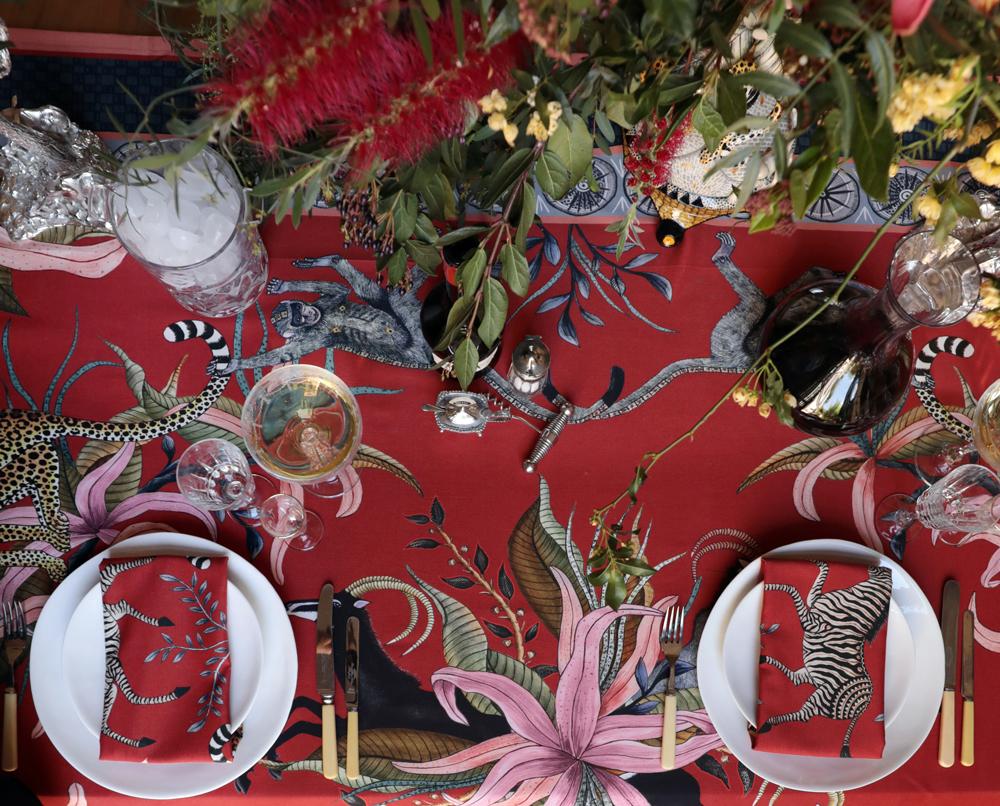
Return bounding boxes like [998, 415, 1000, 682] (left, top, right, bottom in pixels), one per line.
[660, 604, 684, 770]
[2, 600, 27, 772]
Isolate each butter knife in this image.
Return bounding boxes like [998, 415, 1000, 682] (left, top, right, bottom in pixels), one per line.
[345, 616, 361, 780]
[961, 609, 974, 767]
[939, 579, 959, 768]
[317, 583, 338, 780]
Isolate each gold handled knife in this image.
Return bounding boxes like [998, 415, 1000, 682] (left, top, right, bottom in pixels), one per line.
[961, 609, 975, 767]
[345, 616, 361, 780]
[939, 579, 959, 768]
[317, 583, 338, 780]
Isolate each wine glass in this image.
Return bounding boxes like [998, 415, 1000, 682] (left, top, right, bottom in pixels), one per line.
[259, 493, 324, 551]
[877, 463, 1000, 540]
[914, 377, 1000, 482]
[241, 364, 363, 497]
[175, 438, 269, 511]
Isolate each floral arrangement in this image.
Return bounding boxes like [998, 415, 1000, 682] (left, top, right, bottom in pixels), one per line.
[145, 0, 1000, 602]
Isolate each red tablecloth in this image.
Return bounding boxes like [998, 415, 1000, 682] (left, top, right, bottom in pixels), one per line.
[3, 207, 1000, 805]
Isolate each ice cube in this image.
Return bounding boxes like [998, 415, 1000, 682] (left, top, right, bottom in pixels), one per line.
[168, 226, 200, 253]
[199, 212, 235, 254]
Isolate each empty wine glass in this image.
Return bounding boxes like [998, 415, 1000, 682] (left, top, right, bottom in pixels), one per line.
[877, 463, 1000, 540]
[176, 438, 275, 516]
[915, 377, 1000, 482]
[259, 494, 324, 551]
[241, 364, 362, 497]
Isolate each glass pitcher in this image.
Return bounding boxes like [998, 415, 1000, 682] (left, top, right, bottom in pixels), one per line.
[760, 230, 981, 436]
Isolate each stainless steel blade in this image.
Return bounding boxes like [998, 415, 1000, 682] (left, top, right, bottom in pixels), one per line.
[962, 609, 974, 701]
[345, 616, 360, 711]
[316, 583, 335, 700]
[942, 579, 960, 692]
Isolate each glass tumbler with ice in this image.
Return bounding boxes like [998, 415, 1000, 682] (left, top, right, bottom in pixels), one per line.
[110, 140, 267, 317]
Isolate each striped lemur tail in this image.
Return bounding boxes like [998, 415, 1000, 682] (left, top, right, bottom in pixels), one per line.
[912, 335, 974, 440]
[48, 320, 231, 440]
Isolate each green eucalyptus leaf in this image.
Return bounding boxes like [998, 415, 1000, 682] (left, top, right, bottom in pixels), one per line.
[485, 3, 519, 46]
[515, 182, 536, 253]
[789, 167, 811, 219]
[500, 243, 531, 296]
[716, 72, 746, 126]
[865, 32, 895, 123]
[739, 71, 800, 100]
[657, 75, 703, 108]
[810, 0, 863, 29]
[477, 277, 508, 347]
[386, 249, 408, 285]
[395, 193, 418, 241]
[410, 5, 434, 68]
[594, 109, 615, 143]
[776, 20, 832, 58]
[692, 97, 726, 154]
[453, 338, 478, 389]
[850, 93, 893, 201]
[829, 61, 856, 155]
[732, 151, 763, 214]
[457, 248, 487, 293]
[435, 294, 474, 352]
[421, 0, 440, 19]
[804, 157, 836, 213]
[437, 226, 489, 247]
[405, 239, 441, 273]
[952, 192, 984, 220]
[480, 147, 533, 208]
[535, 151, 572, 200]
[545, 114, 593, 188]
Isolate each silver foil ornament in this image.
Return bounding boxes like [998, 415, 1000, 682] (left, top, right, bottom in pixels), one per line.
[952, 200, 1000, 277]
[0, 105, 115, 240]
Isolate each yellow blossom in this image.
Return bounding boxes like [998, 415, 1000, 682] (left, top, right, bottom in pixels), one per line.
[968, 310, 989, 327]
[986, 140, 1000, 165]
[502, 121, 518, 148]
[526, 89, 537, 107]
[526, 112, 550, 142]
[888, 59, 976, 134]
[758, 402, 772, 419]
[783, 391, 797, 407]
[915, 193, 942, 225]
[944, 121, 996, 147]
[888, 163, 899, 178]
[745, 389, 760, 407]
[488, 112, 507, 132]
[732, 387, 750, 407]
[546, 102, 564, 136]
[478, 89, 507, 115]
[968, 157, 1000, 187]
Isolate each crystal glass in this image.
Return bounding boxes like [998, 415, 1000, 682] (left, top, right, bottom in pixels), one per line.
[877, 464, 1000, 540]
[761, 230, 981, 436]
[259, 493, 324, 551]
[176, 438, 257, 511]
[109, 139, 268, 318]
[912, 377, 1000, 482]
[241, 364, 362, 495]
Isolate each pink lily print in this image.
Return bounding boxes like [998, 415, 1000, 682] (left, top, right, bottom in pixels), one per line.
[740, 400, 972, 554]
[0, 441, 217, 550]
[395, 568, 722, 805]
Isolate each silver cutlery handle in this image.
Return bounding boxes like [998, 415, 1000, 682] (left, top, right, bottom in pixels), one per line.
[3, 686, 16, 772]
[523, 402, 573, 472]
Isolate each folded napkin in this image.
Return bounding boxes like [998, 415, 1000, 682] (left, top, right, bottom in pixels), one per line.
[99, 555, 236, 764]
[752, 558, 892, 759]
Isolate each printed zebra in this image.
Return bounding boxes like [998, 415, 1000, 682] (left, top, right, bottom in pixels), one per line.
[100, 557, 190, 748]
[911, 335, 975, 441]
[757, 561, 892, 758]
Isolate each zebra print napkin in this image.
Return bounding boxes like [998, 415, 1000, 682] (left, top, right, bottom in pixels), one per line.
[98, 555, 237, 764]
[752, 558, 892, 759]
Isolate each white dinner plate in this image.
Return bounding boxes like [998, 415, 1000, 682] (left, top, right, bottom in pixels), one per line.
[31, 533, 297, 800]
[63, 582, 263, 739]
[722, 582, 914, 729]
[698, 538, 944, 792]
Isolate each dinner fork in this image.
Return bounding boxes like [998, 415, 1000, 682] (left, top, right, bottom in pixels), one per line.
[2, 600, 27, 772]
[660, 605, 684, 770]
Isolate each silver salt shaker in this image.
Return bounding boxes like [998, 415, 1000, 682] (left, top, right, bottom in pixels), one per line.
[507, 336, 550, 397]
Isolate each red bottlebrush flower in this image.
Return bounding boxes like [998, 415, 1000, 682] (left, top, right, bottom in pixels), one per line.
[207, 1, 527, 171]
[623, 112, 686, 192]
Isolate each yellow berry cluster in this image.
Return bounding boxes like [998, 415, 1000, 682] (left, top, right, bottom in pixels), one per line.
[732, 386, 772, 418]
[477, 89, 564, 146]
[943, 121, 996, 149]
[968, 277, 1000, 342]
[478, 89, 519, 147]
[968, 141, 1000, 188]
[914, 190, 942, 225]
[888, 58, 976, 135]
